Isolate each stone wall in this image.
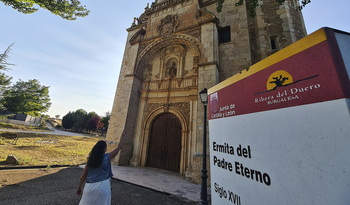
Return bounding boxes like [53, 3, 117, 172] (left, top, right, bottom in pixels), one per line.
[106, 28, 142, 165]
[247, 0, 307, 64]
[190, 154, 211, 184]
[200, 0, 306, 81]
[201, 0, 252, 82]
[144, 0, 199, 39]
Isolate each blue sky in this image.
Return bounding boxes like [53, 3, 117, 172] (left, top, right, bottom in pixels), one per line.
[1, 0, 349, 118]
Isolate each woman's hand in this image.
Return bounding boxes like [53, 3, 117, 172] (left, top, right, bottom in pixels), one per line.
[77, 187, 82, 195]
[77, 165, 88, 195]
[109, 130, 126, 160]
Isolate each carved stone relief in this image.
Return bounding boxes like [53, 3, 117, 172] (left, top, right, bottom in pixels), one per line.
[185, 29, 201, 42]
[165, 58, 178, 77]
[145, 102, 190, 124]
[135, 34, 203, 77]
[177, 78, 183, 87]
[193, 56, 200, 65]
[144, 64, 153, 79]
[157, 15, 180, 37]
[192, 56, 199, 73]
[138, 12, 148, 24]
[138, 42, 152, 57]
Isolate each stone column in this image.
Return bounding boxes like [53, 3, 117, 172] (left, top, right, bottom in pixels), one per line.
[197, 22, 219, 153]
[190, 22, 219, 183]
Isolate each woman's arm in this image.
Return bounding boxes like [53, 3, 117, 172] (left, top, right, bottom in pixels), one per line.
[108, 130, 126, 160]
[77, 164, 88, 195]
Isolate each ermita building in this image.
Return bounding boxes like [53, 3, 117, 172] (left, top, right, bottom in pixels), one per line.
[106, 0, 306, 184]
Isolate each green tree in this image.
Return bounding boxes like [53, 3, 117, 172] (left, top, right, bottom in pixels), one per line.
[1, 79, 51, 116]
[100, 111, 110, 130]
[1, 0, 90, 20]
[0, 43, 14, 70]
[72, 108, 87, 131]
[86, 111, 97, 121]
[62, 111, 75, 129]
[61, 110, 102, 131]
[61, 109, 88, 131]
[0, 44, 14, 106]
[216, 0, 311, 17]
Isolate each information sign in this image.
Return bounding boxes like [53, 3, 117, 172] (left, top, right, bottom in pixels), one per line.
[208, 28, 350, 205]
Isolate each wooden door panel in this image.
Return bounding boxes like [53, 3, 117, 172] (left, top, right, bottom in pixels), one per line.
[147, 114, 167, 169]
[147, 113, 182, 172]
[164, 114, 182, 172]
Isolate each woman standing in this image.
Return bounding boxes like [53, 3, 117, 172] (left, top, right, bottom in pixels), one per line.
[77, 132, 125, 205]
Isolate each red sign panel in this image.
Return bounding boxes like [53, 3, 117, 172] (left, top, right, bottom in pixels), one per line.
[208, 37, 349, 120]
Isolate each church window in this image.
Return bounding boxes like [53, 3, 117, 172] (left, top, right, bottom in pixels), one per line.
[270, 35, 279, 50]
[219, 26, 231, 44]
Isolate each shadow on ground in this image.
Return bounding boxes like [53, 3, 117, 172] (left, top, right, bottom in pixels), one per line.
[0, 167, 196, 205]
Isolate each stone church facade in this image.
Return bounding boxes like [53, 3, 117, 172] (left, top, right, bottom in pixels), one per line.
[106, 0, 306, 184]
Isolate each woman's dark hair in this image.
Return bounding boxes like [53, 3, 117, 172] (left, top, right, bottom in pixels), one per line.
[87, 140, 107, 168]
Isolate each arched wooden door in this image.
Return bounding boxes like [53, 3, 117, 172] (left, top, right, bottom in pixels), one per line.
[147, 113, 182, 172]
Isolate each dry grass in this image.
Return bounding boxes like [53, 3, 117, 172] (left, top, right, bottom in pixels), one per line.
[0, 132, 100, 167]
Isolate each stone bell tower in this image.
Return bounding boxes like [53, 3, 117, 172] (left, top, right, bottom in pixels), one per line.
[106, 0, 306, 184]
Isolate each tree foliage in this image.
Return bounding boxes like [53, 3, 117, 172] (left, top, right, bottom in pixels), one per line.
[0, 43, 15, 71]
[100, 111, 110, 130]
[1, 44, 52, 116]
[0, 44, 14, 101]
[1, 0, 90, 20]
[62, 109, 103, 132]
[1, 79, 51, 116]
[0, 72, 12, 95]
[216, 0, 311, 17]
[62, 111, 75, 129]
[87, 111, 97, 121]
[72, 108, 87, 131]
[86, 114, 101, 132]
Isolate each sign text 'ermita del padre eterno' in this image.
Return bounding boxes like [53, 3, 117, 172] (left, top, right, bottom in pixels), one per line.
[208, 27, 350, 205]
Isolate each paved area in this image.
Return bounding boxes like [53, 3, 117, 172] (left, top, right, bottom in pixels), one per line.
[0, 166, 205, 205]
[85, 165, 211, 203]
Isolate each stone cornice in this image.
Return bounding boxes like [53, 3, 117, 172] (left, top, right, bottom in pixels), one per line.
[140, 95, 199, 102]
[124, 73, 143, 81]
[127, 24, 146, 32]
[198, 0, 217, 8]
[145, 0, 187, 15]
[197, 61, 218, 67]
[129, 28, 147, 45]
